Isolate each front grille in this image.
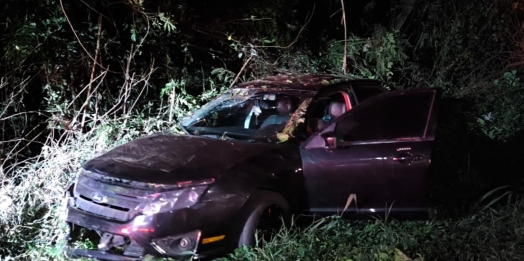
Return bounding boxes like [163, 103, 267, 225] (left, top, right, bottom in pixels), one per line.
[73, 173, 151, 221]
[85, 171, 181, 190]
[78, 195, 129, 211]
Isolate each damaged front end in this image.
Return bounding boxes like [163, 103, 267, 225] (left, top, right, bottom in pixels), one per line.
[64, 169, 213, 260]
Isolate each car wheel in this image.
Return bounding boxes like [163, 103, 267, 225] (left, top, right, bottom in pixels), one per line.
[236, 190, 290, 248]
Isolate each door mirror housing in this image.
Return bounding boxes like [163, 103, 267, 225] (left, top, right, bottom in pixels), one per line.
[302, 121, 339, 149]
[325, 136, 337, 149]
[321, 131, 339, 149]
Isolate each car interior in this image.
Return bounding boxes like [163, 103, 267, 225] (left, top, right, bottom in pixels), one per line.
[242, 94, 300, 130]
[307, 91, 352, 134]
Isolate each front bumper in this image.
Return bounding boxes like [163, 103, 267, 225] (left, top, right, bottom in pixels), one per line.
[64, 186, 232, 260]
[65, 248, 143, 261]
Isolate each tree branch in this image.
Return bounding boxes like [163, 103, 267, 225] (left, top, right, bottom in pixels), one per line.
[80, 14, 103, 129]
[340, 0, 347, 75]
[250, 4, 315, 49]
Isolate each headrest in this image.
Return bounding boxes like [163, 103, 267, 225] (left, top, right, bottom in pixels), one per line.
[329, 101, 346, 118]
[276, 97, 293, 114]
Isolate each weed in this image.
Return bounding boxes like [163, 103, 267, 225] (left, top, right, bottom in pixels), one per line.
[218, 197, 524, 261]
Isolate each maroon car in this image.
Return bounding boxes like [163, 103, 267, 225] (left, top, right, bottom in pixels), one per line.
[64, 74, 440, 260]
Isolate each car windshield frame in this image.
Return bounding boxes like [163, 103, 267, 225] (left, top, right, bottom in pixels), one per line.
[180, 88, 305, 142]
[181, 88, 252, 128]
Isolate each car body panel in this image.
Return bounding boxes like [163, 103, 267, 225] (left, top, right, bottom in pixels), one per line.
[82, 134, 286, 184]
[64, 74, 439, 260]
[300, 87, 439, 217]
[300, 142, 395, 213]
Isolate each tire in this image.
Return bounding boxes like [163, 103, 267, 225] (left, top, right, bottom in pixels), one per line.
[235, 190, 290, 248]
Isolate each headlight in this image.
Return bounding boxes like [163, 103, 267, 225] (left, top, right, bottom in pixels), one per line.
[137, 186, 207, 216]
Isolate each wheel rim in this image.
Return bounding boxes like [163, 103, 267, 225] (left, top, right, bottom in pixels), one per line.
[254, 204, 285, 244]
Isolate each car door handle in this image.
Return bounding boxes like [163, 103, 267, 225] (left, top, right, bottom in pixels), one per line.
[392, 154, 423, 162]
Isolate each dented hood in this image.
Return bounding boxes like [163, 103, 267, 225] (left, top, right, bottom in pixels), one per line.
[82, 133, 274, 184]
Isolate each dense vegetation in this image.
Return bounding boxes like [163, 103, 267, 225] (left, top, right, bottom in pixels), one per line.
[1, 0, 524, 260]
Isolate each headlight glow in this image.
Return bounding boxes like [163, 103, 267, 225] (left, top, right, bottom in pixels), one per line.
[138, 186, 207, 216]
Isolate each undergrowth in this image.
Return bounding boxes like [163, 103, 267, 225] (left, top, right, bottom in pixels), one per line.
[0, 116, 176, 260]
[219, 198, 524, 261]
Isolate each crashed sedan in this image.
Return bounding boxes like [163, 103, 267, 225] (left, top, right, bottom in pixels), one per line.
[64, 74, 440, 260]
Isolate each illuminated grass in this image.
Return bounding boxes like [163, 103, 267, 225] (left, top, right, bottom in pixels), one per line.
[220, 199, 524, 261]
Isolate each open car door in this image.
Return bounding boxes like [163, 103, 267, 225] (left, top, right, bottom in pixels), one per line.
[300, 88, 439, 219]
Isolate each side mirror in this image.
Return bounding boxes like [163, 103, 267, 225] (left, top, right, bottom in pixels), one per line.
[325, 136, 337, 149]
[321, 132, 338, 149]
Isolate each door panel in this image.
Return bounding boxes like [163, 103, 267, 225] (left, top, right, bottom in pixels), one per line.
[300, 88, 439, 218]
[300, 143, 395, 215]
[386, 140, 434, 208]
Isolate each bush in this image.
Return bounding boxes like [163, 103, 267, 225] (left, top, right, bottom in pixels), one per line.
[0, 116, 178, 260]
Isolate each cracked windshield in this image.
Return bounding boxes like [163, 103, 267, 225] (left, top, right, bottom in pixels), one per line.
[181, 89, 300, 141]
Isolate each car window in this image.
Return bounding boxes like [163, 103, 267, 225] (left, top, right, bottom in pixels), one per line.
[306, 92, 350, 133]
[183, 93, 300, 129]
[335, 90, 435, 142]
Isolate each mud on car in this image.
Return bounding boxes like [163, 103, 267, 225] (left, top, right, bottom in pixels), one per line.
[64, 74, 440, 260]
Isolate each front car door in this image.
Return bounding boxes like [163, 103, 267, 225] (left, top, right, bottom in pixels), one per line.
[300, 88, 439, 218]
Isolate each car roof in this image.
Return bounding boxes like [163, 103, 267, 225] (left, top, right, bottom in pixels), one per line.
[234, 74, 383, 92]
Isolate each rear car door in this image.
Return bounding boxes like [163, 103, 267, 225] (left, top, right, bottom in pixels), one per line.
[300, 88, 439, 217]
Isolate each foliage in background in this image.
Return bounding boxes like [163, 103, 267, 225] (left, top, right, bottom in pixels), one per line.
[326, 26, 408, 85]
[401, 0, 524, 140]
[473, 70, 524, 140]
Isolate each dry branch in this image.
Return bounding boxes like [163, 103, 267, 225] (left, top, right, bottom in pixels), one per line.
[60, 0, 101, 68]
[229, 56, 253, 88]
[81, 14, 103, 129]
[250, 4, 315, 49]
[340, 0, 347, 75]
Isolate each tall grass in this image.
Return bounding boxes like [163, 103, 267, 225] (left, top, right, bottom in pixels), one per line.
[0, 116, 170, 260]
[219, 197, 524, 261]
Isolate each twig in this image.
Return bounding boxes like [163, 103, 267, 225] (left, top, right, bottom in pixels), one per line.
[504, 60, 524, 70]
[0, 75, 8, 90]
[128, 58, 156, 117]
[1, 128, 45, 169]
[119, 43, 137, 132]
[168, 79, 176, 124]
[340, 0, 348, 75]
[59, 0, 100, 68]
[79, 0, 111, 20]
[221, 16, 272, 25]
[1, 75, 34, 118]
[98, 10, 152, 121]
[250, 4, 315, 49]
[123, 44, 135, 115]
[0, 138, 46, 146]
[66, 71, 107, 110]
[99, 87, 126, 120]
[342, 193, 358, 214]
[71, 71, 108, 130]
[229, 56, 253, 88]
[0, 111, 44, 122]
[2, 155, 42, 177]
[330, 8, 343, 18]
[59, 0, 120, 75]
[81, 14, 103, 129]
